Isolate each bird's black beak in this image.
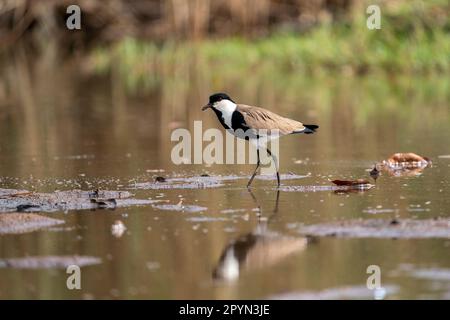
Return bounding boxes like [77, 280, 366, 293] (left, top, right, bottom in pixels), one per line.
[202, 103, 212, 111]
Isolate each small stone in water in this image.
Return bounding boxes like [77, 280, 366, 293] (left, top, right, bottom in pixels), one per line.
[390, 219, 399, 225]
[111, 220, 126, 238]
[370, 165, 380, 181]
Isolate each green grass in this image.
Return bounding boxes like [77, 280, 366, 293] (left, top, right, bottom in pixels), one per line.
[90, 0, 449, 91]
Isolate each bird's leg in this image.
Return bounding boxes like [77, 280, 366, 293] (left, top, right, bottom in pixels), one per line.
[266, 148, 280, 187]
[246, 187, 262, 220]
[247, 148, 260, 188]
[274, 189, 280, 213]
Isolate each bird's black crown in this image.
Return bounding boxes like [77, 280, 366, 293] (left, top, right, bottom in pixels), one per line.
[209, 93, 234, 104]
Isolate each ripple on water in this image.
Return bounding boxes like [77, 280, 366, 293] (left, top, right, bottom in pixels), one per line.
[279, 184, 374, 192]
[220, 209, 246, 214]
[0, 256, 102, 269]
[131, 176, 232, 190]
[391, 265, 450, 284]
[270, 285, 398, 300]
[152, 204, 207, 213]
[0, 213, 65, 235]
[363, 208, 398, 214]
[186, 216, 230, 222]
[409, 268, 450, 281]
[131, 173, 309, 190]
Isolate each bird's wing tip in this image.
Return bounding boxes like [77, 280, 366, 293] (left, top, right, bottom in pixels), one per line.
[302, 124, 318, 134]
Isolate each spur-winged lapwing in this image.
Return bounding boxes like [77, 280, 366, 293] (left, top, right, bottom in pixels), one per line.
[202, 93, 318, 187]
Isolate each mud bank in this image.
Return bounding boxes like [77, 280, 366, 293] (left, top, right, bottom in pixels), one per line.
[0, 188, 155, 213]
[298, 218, 450, 239]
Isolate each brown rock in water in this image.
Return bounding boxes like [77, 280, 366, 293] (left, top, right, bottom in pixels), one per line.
[376, 152, 431, 177]
[155, 176, 166, 183]
[383, 153, 430, 169]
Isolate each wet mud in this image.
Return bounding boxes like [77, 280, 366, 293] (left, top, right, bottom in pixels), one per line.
[298, 218, 450, 239]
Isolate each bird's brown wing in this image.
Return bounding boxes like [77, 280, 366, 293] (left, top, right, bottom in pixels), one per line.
[236, 104, 305, 135]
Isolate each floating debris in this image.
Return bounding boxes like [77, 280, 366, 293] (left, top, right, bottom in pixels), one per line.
[155, 176, 166, 183]
[0, 213, 65, 235]
[255, 173, 309, 181]
[111, 220, 127, 238]
[0, 255, 102, 269]
[298, 218, 450, 239]
[331, 179, 371, 187]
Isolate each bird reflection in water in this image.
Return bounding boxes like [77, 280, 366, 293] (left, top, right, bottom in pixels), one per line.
[212, 189, 311, 282]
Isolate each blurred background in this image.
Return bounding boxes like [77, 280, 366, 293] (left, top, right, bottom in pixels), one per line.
[0, 0, 448, 178]
[0, 0, 450, 299]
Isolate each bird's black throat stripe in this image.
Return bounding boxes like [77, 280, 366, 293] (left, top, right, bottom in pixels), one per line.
[211, 108, 230, 130]
[211, 109, 253, 140]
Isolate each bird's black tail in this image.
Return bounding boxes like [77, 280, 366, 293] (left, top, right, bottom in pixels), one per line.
[303, 124, 319, 134]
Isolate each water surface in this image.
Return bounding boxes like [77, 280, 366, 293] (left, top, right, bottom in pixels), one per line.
[0, 50, 449, 299]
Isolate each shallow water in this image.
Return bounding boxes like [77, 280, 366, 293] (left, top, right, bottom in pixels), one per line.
[0, 50, 450, 299]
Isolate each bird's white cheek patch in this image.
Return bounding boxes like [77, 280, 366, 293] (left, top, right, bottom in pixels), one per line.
[215, 100, 236, 128]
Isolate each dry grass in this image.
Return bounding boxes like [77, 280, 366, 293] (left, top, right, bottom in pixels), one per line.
[1, 0, 355, 49]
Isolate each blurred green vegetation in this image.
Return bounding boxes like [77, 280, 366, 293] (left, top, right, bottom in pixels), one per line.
[90, 0, 449, 92]
[1, 0, 450, 301]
